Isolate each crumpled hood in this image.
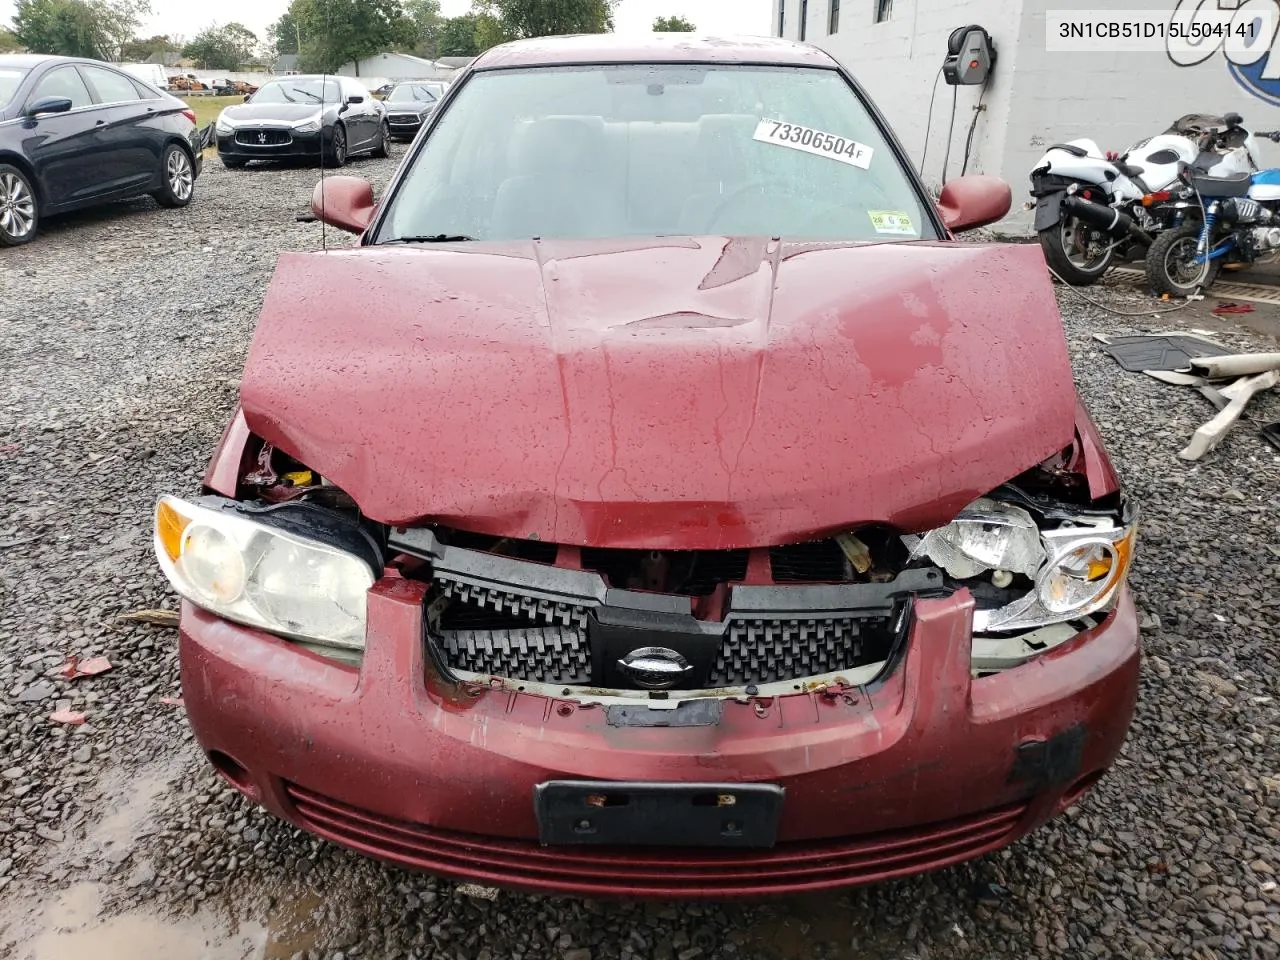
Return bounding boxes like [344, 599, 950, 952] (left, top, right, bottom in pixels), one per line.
[240, 237, 1077, 549]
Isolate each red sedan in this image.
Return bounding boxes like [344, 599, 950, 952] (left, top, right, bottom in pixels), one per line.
[155, 34, 1139, 898]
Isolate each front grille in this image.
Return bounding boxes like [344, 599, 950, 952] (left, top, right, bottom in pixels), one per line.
[397, 527, 937, 690]
[430, 576, 902, 687]
[235, 128, 291, 146]
[713, 613, 895, 685]
[284, 780, 1029, 897]
[388, 113, 421, 125]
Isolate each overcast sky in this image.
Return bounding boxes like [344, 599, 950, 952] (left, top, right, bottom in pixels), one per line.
[1, 0, 774, 48]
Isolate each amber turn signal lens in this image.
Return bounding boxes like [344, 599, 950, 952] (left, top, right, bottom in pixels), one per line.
[156, 500, 191, 562]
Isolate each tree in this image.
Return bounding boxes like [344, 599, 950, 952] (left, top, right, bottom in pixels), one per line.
[404, 0, 441, 56]
[120, 32, 173, 61]
[652, 15, 695, 32]
[434, 13, 480, 57]
[11, 0, 148, 59]
[267, 11, 300, 55]
[0, 27, 22, 51]
[475, 0, 617, 40]
[181, 21, 258, 69]
[289, 0, 417, 74]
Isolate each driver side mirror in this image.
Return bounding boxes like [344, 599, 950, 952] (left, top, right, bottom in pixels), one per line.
[936, 175, 1012, 233]
[243, 93, 252, 103]
[24, 96, 73, 118]
[347, 95, 364, 105]
[313, 176, 377, 234]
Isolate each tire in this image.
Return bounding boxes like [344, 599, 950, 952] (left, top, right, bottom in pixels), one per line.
[221, 156, 247, 170]
[0, 163, 38, 246]
[372, 120, 390, 158]
[152, 144, 195, 208]
[324, 124, 348, 168]
[1038, 216, 1114, 286]
[1145, 224, 1222, 298]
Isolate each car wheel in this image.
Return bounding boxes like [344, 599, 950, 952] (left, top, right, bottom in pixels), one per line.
[324, 124, 348, 168]
[372, 120, 390, 158]
[153, 144, 196, 208]
[0, 164, 38, 247]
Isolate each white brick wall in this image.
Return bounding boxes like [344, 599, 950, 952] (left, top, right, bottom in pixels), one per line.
[780, 0, 1280, 233]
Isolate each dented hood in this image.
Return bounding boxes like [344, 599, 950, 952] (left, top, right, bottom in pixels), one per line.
[240, 237, 1077, 549]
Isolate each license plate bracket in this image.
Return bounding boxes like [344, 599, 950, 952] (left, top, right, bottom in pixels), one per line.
[534, 780, 784, 848]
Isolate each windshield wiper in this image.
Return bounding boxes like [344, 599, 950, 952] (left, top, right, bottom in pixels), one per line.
[384, 234, 476, 243]
[292, 88, 323, 102]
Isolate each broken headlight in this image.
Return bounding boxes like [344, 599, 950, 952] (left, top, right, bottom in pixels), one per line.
[153, 496, 377, 650]
[906, 496, 1136, 633]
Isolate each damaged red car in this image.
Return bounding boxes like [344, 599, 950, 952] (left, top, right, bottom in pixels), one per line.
[155, 35, 1140, 898]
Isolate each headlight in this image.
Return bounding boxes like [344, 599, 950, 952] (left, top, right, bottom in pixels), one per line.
[293, 116, 322, 133]
[215, 114, 236, 134]
[908, 496, 1137, 634]
[154, 496, 378, 650]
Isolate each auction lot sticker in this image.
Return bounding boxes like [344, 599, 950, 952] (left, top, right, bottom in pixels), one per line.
[753, 119, 874, 169]
[868, 210, 917, 236]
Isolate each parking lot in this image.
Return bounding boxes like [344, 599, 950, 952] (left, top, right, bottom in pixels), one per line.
[2, 144, 1280, 959]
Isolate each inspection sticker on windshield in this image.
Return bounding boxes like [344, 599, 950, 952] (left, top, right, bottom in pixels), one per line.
[868, 210, 917, 236]
[753, 119, 874, 169]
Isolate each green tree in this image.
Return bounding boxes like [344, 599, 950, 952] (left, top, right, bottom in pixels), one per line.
[476, 0, 617, 39]
[289, 0, 417, 74]
[0, 27, 22, 51]
[652, 15, 694, 31]
[120, 32, 173, 60]
[13, 0, 106, 58]
[95, 0, 147, 59]
[434, 13, 480, 56]
[404, 0, 441, 56]
[181, 21, 258, 69]
[267, 11, 300, 55]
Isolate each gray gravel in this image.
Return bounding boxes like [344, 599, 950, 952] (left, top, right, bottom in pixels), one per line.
[3, 154, 1280, 959]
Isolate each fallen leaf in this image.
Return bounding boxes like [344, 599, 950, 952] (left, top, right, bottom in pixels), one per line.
[58, 656, 112, 680]
[115, 609, 180, 627]
[49, 710, 86, 725]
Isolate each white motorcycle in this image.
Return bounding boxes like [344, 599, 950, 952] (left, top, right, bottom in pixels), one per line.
[1029, 113, 1267, 285]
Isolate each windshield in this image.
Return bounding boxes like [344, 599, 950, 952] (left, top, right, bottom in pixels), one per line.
[390, 83, 443, 103]
[377, 64, 934, 244]
[252, 78, 340, 105]
[0, 68, 28, 109]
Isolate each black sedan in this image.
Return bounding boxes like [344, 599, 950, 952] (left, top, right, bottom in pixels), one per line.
[214, 76, 388, 169]
[384, 81, 447, 141]
[0, 54, 202, 247]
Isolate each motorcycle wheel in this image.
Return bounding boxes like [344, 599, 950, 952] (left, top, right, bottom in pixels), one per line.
[1038, 215, 1114, 286]
[1145, 224, 1222, 298]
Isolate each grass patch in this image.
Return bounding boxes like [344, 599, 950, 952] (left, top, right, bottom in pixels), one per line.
[180, 95, 244, 130]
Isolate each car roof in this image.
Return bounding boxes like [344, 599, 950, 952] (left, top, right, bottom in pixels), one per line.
[0, 54, 90, 68]
[471, 34, 839, 71]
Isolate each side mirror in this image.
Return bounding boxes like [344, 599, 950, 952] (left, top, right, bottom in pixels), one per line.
[243, 94, 252, 103]
[347, 95, 364, 104]
[936, 175, 1012, 233]
[312, 176, 377, 234]
[24, 96, 73, 118]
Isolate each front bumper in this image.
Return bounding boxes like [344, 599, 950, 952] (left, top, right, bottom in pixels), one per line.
[216, 129, 328, 162]
[179, 582, 1140, 898]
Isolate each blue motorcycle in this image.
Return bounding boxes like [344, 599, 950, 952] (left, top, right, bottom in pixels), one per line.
[1146, 150, 1280, 297]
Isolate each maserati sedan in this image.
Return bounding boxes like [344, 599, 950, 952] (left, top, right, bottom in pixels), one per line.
[0, 54, 202, 246]
[156, 34, 1140, 898]
[214, 75, 388, 169]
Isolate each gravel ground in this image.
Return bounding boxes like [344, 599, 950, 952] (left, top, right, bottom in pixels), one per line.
[3, 152, 1280, 960]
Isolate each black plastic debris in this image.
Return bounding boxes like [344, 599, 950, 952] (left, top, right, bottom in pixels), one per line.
[1102, 334, 1232, 372]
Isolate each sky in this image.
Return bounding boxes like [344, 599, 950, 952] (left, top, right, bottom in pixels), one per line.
[1, 0, 774, 48]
